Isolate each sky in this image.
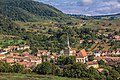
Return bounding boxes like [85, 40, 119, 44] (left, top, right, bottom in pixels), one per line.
[37, 0, 120, 16]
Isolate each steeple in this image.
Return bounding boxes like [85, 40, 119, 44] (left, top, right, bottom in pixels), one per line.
[67, 33, 71, 50]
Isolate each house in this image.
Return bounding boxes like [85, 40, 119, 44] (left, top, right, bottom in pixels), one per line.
[97, 68, 104, 73]
[117, 48, 120, 51]
[3, 47, 12, 52]
[69, 48, 76, 56]
[102, 51, 109, 56]
[59, 50, 64, 55]
[0, 49, 8, 54]
[88, 40, 93, 43]
[10, 53, 19, 56]
[95, 39, 101, 43]
[112, 50, 120, 55]
[22, 52, 30, 57]
[17, 45, 30, 50]
[0, 54, 6, 60]
[2, 58, 14, 63]
[114, 35, 120, 41]
[8, 46, 19, 51]
[103, 34, 109, 37]
[36, 50, 50, 57]
[76, 49, 88, 63]
[23, 45, 30, 50]
[26, 56, 42, 65]
[94, 56, 120, 66]
[8, 55, 24, 62]
[86, 61, 99, 68]
[3, 45, 30, 52]
[87, 52, 93, 56]
[94, 51, 102, 57]
[115, 51, 120, 55]
[17, 62, 36, 69]
[4, 55, 42, 65]
[80, 40, 84, 44]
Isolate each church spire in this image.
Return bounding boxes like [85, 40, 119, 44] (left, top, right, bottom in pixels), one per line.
[67, 33, 71, 50]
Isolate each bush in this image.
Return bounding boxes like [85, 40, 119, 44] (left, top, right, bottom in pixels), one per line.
[22, 69, 32, 74]
[52, 64, 61, 76]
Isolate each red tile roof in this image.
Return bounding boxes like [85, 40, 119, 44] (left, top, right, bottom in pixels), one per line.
[80, 49, 87, 57]
[80, 40, 84, 43]
[22, 52, 29, 54]
[17, 62, 36, 68]
[76, 49, 87, 58]
[38, 50, 48, 53]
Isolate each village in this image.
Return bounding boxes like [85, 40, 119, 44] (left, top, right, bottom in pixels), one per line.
[0, 34, 120, 73]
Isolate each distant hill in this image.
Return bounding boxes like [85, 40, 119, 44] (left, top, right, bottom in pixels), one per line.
[69, 13, 120, 20]
[91, 13, 120, 20]
[0, 0, 65, 22]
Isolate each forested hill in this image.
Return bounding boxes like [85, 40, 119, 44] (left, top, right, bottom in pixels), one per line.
[0, 15, 22, 35]
[0, 0, 65, 22]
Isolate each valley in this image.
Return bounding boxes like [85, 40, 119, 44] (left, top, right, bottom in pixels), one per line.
[0, 0, 120, 80]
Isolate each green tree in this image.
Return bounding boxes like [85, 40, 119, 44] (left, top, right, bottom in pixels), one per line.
[88, 55, 94, 61]
[108, 69, 120, 80]
[34, 61, 52, 74]
[63, 62, 88, 78]
[12, 64, 24, 73]
[63, 56, 76, 65]
[52, 64, 61, 76]
[0, 61, 12, 72]
[57, 56, 65, 65]
[98, 60, 105, 66]
[87, 67, 99, 78]
[113, 64, 120, 74]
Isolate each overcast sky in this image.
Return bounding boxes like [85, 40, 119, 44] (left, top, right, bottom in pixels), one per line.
[37, 0, 120, 16]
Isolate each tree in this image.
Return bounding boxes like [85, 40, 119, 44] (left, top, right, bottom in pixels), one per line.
[101, 69, 109, 77]
[56, 56, 65, 65]
[52, 64, 61, 76]
[98, 60, 105, 66]
[12, 63, 24, 73]
[88, 55, 94, 61]
[113, 64, 120, 74]
[87, 67, 99, 77]
[109, 69, 120, 80]
[0, 61, 12, 72]
[34, 61, 52, 74]
[63, 56, 76, 65]
[57, 56, 75, 65]
[63, 62, 88, 78]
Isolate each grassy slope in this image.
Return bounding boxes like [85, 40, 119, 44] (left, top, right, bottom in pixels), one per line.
[0, 73, 83, 80]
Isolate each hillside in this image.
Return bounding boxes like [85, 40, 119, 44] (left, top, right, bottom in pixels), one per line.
[0, 15, 21, 35]
[0, 0, 65, 22]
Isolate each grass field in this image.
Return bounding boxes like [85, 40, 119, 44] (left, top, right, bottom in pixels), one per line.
[89, 43, 111, 51]
[0, 39, 26, 48]
[0, 73, 83, 80]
